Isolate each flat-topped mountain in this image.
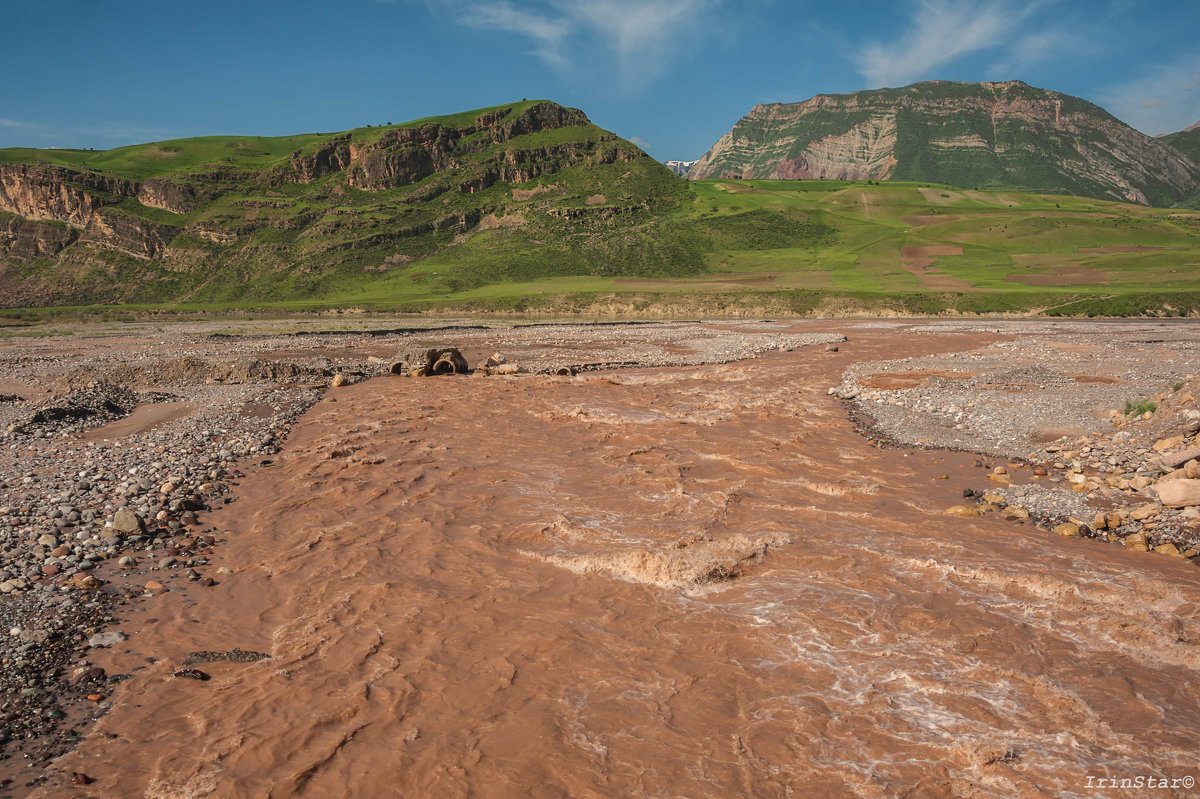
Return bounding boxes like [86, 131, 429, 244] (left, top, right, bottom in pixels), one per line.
[689, 80, 1200, 207]
[0, 101, 694, 307]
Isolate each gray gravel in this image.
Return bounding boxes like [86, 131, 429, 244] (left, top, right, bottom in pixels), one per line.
[832, 322, 1198, 457]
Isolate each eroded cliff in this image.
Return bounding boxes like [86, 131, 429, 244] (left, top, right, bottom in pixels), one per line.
[690, 81, 1200, 206]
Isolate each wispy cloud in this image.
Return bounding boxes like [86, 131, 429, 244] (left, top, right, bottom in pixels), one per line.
[856, 0, 1053, 88]
[403, 0, 721, 87]
[0, 119, 178, 149]
[461, 1, 571, 70]
[1100, 54, 1200, 135]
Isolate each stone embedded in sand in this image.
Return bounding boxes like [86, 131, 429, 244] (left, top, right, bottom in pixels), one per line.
[1053, 522, 1080, 537]
[397, 347, 470, 377]
[945, 505, 980, 517]
[111, 509, 144, 535]
[88, 631, 128, 648]
[1156, 479, 1200, 508]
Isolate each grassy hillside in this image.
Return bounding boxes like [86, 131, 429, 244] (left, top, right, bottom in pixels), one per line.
[1162, 126, 1200, 165]
[322, 179, 1200, 316]
[6, 179, 1198, 319]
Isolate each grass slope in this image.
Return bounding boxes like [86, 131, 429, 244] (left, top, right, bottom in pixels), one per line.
[8, 179, 1199, 319]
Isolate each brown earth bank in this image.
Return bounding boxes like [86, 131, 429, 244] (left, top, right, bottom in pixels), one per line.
[9, 320, 1198, 799]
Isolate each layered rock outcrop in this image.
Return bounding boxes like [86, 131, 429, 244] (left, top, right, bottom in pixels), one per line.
[690, 80, 1200, 206]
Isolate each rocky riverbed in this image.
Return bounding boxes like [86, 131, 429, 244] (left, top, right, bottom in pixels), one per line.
[832, 320, 1200, 559]
[0, 318, 841, 793]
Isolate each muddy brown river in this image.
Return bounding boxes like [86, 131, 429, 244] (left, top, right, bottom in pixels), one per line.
[40, 330, 1200, 798]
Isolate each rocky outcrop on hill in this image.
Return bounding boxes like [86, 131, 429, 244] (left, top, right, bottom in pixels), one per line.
[0, 164, 137, 227]
[690, 81, 1200, 206]
[0, 215, 78, 260]
[282, 101, 592, 191]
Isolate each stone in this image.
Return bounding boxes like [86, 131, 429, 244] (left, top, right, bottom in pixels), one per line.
[1153, 435, 1185, 452]
[1156, 479, 1200, 509]
[944, 505, 979, 518]
[88, 631, 128, 648]
[1160, 447, 1200, 470]
[69, 573, 101, 590]
[1129, 502, 1161, 521]
[1122, 532, 1150, 551]
[1053, 522, 1080, 537]
[111, 509, 144, 535]
[330, 373, 347, 388]
[1154, 543, 1185, 557]
[1186, 459, 1200, 480]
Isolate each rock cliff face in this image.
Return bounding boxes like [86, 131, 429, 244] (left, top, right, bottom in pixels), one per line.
[690, 81, 1200, 206]
[0, 164, 137, 226]
[0, 215, 78, 260]
[0, 100, 676, 306]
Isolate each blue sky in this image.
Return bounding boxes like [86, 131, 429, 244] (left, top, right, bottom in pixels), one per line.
[1, 0, 1198, 159]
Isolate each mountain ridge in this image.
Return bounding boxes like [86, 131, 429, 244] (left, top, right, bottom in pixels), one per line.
[689, 80, 1200, 207]
[0, 100, 702, 307]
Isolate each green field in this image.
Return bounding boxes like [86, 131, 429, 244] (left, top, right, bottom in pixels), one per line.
[202, 178, 1200, 317]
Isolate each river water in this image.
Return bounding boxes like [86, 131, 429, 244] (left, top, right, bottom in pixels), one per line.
[45, 329, 1200, 798]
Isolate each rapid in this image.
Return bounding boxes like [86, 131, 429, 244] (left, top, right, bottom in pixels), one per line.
[44, 329, 1200, 798]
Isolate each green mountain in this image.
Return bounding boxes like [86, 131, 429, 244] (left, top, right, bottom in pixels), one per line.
[1162, 121, 1200, 163]
[1163, 122, 1200, 207]
[689, 81, 1200, 207]
[0, 101, 702, 307]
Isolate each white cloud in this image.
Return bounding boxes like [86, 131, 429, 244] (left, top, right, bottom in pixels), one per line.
[628, 135, 652, 149]
[1100, 54, 1200, 135]
[560, 0, 717, 82]
[461, 1, 571, 69]
[0, 119, 178, 149]
[857, 0, 1052, 88]
[990, 27, 1081, 77]
[412, 0, 720, 86]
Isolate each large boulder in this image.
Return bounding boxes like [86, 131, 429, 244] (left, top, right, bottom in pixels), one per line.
[393, 347, 470, 377]
[111, 509, 145, 535]
[1155, 479, 1200, 508]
